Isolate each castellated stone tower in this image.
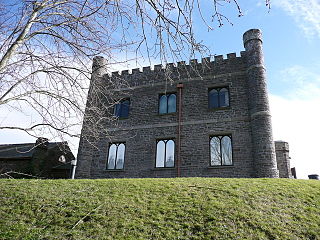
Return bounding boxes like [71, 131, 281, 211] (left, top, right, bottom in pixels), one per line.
[76, 29, 284, 179]
[243, 29, 279, 178]
[76, 56, 108, 178]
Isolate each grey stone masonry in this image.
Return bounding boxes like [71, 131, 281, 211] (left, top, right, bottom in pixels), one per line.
[76, 29, 286, 179]
[275, 141, 292, 178]
[243, 29, 279, 178]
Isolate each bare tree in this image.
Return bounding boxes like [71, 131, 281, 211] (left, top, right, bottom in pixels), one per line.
[0, 0, 270, 143]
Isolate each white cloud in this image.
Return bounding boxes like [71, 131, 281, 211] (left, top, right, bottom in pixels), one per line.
[270, 94, 320, 179]
[273, 0, 320, 39]
[270, 64, 320, 179]
[279, 65, 320, 99]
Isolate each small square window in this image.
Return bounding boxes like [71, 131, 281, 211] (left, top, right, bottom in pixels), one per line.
[210, 135, 233, 166]
[159, 93, 176, 114]
[155, 139, 175, 168]
[107, 143, 126, 170]
[114, 99, 130, 118]
[208, 87, 230, 109]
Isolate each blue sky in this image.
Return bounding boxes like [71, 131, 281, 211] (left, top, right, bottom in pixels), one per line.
[1, 0, 319, 179]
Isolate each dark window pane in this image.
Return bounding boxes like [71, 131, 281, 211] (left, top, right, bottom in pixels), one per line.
[159, 95, 168, 114]
[116, 144, 125, 169]
[209, 89, 219, 108]
[221, 136, 232, 165]
[120, 100, 130, 118]
[156, 141, 165, 167]
[168, 94, 176, 113]
[166, 140, 175, 167]
[219, 88, 229, 107]
[107, 144, 117, 169]
[114, 103, 121, 117]
[210, 137, 221, 165]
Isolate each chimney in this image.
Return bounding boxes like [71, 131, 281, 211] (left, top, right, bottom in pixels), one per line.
[35, 137, 49, 149]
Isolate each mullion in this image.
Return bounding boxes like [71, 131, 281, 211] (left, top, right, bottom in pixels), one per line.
[219, 136, 223, 165]
[163, 140, 170, 168]
[218, 88, 220, 107]
[114, 144, 119, 169]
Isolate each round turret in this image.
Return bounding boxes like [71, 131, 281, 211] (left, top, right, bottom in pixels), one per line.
[243, 29, 279, 178]
[92, 56, 107, 77]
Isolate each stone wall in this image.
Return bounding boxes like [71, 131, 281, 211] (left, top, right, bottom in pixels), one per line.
[76, 29, 283, 179]
[275, 141, 292, 178]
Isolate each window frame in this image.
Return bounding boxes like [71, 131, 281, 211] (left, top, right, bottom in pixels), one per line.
[155, 139, 175, 168]
[106, 142, 126, 170]
[209, 135, 233, 167]
[158, 92, 177, 114]
[113, 98, 130, 119]
[208, 87, 230, 109]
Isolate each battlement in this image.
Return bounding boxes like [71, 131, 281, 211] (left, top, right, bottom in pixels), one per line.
[94, 51, 247, 79]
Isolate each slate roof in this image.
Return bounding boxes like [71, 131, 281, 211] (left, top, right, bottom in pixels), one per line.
[0, 142, 75, 161]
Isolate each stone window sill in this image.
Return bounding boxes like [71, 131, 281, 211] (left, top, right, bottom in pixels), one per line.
[207, 165, 234, 169]
[207, 106, 231, 112]
[152, 167, 176, 171]
[157, 112, 177, 116]
[104, 169, 125, 172]
[116, 117, 129, 120]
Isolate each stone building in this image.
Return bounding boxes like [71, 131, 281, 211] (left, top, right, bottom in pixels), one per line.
[0, 138, 75, 179]
[76, 29, 291, 179]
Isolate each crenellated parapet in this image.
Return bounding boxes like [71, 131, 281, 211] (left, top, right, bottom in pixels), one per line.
[92, 52, 247, 89]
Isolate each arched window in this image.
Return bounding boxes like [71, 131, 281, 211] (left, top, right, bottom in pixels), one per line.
[210, 135, 232, 166]
[107, 143, 126, 170]
[219, 88, 229, 107]
[114, 99, 130, 118]
[209, 89, 219, 109]
[156, 139, 175, 168]
[221, 136, 232, 165]
[159, 95, 168, 114]
[156, 140, 165, 167]
[116, 143, 125, 169]
[159, 93, 176, 114]
[210, 137, 221, 166]
[120, 100, 130, 118]
[208, 87, 230, 109]
[166, 140, 175, 167]
[168, 94, 176, 113]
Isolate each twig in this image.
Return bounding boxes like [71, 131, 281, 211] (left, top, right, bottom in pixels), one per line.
[71, 204, 103, 229]
[0, 171, 42, 178]
[188, 185, 216, 190]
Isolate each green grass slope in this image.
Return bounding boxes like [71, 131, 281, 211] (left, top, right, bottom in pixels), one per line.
[0, 178, 319, 240]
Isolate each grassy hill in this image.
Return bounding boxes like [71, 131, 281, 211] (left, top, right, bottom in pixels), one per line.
[0, 178, 319, 240]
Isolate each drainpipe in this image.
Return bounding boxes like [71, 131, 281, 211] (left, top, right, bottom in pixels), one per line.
[176, 83, 183, 177]
[71, 159, 77, 179]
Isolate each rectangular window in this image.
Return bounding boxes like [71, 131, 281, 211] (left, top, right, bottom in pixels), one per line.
[159, 93, 176, 114]
[210, 135, 233, 166]
[208, 87, 230, 109]
[107, 143, 126, 170]
[156, 139, 175, 168]
[114, 99, 130, 118]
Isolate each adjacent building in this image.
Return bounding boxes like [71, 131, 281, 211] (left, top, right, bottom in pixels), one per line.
[0, 138, 74, 179]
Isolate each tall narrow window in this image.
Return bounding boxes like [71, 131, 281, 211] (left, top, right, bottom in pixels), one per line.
[209, 87, 230, 109]
[210, 135, 232, 166]
[159, 93, 176, 114]
[107, 143, 126, 170]
[156, 139, 175, 168]
[114, 99, 130, 118]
